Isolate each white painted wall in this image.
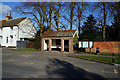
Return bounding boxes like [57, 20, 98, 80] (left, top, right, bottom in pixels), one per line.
[0, 17, 36, 47]
[0, 26, 19, 47]
[18, 17, 36, 39]
[44, 40, 47, 50]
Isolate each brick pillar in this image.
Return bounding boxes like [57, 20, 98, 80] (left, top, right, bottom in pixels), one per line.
[69, 38, 73, 53]
[49, 39, 52, 51]
[61, 39, 64, 52]
[41, 38, 44, 51]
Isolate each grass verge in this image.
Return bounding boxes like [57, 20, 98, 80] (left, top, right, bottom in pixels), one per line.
[99, 53, 119, 56]
[69, 55, 120, 64]
[15, 48, 39, 51]
[74, 51, 119, 56]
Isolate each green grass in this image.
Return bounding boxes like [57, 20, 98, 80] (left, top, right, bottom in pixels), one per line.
[69, 55, 120, 64]
[74, 51, 119, 56]
[99, 53, 119, 56]
[15, 48, 39, 51]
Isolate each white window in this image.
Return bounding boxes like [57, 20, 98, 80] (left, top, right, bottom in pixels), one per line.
[10, 35, 13, 43]
[0, 36, 2, 43]
[6, 37, 8, 43]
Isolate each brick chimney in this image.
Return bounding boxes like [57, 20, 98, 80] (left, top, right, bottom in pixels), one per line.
[6, 13, 12, 21]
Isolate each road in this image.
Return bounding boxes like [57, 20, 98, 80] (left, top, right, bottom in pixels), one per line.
[2, 48, 119, 80]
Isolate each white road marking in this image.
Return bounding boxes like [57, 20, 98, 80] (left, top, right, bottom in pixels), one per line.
[114, 69, 118, 74]
[102, 69, 118, 74]
[84, 69, 89, 71]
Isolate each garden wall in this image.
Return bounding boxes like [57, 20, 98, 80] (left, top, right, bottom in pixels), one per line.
[91, 41, 120, 53]
[26, 41, 34, 48]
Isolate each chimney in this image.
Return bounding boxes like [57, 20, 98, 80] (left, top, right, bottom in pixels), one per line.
[6, 13, 12, 21]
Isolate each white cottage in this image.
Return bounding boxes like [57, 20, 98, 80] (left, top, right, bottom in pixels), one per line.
[0, 14, 36, 47]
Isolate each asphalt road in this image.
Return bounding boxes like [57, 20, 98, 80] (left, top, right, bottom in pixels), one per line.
[2, 48, 119, 80]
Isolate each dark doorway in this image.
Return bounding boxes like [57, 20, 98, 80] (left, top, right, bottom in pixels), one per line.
[64, 40, 69, 52]
[51, 39, 61, 52]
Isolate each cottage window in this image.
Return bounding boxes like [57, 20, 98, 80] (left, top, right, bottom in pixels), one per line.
[10, 26, 13, 29]
[0, 36, 2, 43]
[6, 37, 8, 43]
[10, 35, 13, 43]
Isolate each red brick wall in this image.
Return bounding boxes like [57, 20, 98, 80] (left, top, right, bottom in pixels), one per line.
[91, 41, 120, 53]
[26, 41, 34, 48]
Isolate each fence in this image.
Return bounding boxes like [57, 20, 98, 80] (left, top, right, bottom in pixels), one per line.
[16, 41, 27, 49]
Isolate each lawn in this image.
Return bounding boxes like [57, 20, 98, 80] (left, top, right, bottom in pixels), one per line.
[69, 55, 120, 64]
[74, 51, 119, 56]
[15, 48, 39, 51]
[99, 53, 119, 56]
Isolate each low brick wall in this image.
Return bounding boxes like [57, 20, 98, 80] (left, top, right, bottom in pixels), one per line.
[26, 41, 34, 48]
[91, 41, 120, 53]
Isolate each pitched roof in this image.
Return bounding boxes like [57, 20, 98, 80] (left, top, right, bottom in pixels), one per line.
[0, 17, 26, 27]
[0, 20, 6, 26]
[42, 30, 77, 37]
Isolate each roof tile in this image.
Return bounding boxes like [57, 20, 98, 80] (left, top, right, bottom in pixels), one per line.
[0, 17, 26, 27]
[42, 30, 76, 37]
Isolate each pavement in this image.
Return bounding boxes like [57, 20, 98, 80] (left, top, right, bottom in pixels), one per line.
[1, 48, 119, 79]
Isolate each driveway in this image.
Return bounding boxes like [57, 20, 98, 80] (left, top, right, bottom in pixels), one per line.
[2, 48, 119, 79]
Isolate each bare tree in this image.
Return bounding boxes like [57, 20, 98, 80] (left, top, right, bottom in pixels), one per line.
[93, 2, 108, 41]
[62, 2, 76, 30]
[70, 2, 76, 30]
[48, 2, 52, 30]
[76, 2, 84, 41]
[16, 2, 47, 36]
[52, 2, 66, 31]
[102, 2, 106, 41]
[107, 2, 120, 23]
[107, 2, 120, 40]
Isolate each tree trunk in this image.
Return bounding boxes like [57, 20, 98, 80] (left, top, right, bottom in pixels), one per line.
[70, 2, 75, 30]
[40, 16, 43, 36]
[57, 6, 60, 31]
[103, 3, 106, 41]
[116, 2, 120, 41]
[49, 3, 52, 30]
[78, 2, 83, 41]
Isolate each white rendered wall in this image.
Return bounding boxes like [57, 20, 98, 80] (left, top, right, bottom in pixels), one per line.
[18, 17, 36, 39]
[44, 40, 47, 50]
[0, 17, 36, 47]
[0, 26, 19, 47]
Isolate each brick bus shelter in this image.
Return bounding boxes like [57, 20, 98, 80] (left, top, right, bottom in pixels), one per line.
[41, 30, 78, 53]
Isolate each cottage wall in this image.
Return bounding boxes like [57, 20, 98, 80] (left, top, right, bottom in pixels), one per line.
[0, 26, 19, 47]
[18, 17, 36, 39]
[0, 17, 36, 47]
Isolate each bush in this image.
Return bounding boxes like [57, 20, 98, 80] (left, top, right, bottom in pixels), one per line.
[34, 30, 41, 49]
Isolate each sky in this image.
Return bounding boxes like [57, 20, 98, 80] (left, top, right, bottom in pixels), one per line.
[0, 0, 119, 31]
[0, 2, 25, 20]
